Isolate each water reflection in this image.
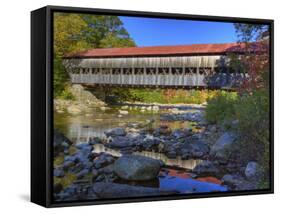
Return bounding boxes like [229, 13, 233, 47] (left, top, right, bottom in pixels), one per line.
[93, 143, 201, 170]
[54, 106, 195, 140]
[159, 175, 227, 193]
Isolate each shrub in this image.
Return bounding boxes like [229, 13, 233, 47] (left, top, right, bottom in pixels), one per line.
[107, 88, 220, 104]
[53, 58, 70, 98]
[205, 91, 238, 124]
[205, 89, 270, 185]
[235, 89, 270, 180]
[59, 87, 75, 100]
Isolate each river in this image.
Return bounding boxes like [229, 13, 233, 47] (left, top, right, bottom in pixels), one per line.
[54, 104, 227, 198]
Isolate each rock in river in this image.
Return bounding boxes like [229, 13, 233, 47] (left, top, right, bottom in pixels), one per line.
[93, 182, 176, 198]
[53, 130, 72, 156]
[104, 127, 126, 137]
[245, 161, 259, 180]
[106, 136, 133, 149]
[210, 132, 237, 160]
[114, 155, 161, 181]
[67, 105, 82, 115]
[192, 160, 220, 176]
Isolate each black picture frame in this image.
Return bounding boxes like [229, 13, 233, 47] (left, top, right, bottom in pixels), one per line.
[31, 5, 274, 208]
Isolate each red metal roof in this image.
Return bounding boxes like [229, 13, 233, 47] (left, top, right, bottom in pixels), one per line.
[64, 43, 248, 58]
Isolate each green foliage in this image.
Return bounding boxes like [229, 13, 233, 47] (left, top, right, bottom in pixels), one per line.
[54, 173, 77, 189]
[54, 13, 89, 58]
[53, 58, 69, 97]
[59, 87, 75, 100]
[99, 33, 136, 48]
[107, 88, 220, 104]
[205, 91, 238, 124]
[205, 89, 270, 180]
[80, 14, 135, 48]
[235, 90, 270, 171]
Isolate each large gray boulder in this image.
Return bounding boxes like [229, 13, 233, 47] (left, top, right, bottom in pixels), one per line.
[210, 132, 237, 159]
[93, 182, 175, 198]
[114, 155, 161, 181]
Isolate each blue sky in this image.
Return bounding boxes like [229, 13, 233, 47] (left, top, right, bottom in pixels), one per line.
[120, 16, 237, 47]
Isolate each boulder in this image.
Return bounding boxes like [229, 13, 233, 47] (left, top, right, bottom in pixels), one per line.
[104, 128, 126, 137]
[54, 168, 65, 177]
[119, 110, 129, 115]
[106, 136, 132, 149]
[92, 153, 115, 169]
[222, 174, 257, 190]
[221, 174, 238, 187]
[192, 160, 220, 176]
[75, 143, 92, 152]
[172, 128, 192, 139]
[245, 161, 259, 180]
[67, 105, 82, 114]
[76, 169, 89, 179]
[93, 182, 176, 198]
[210, 132, 237, 160]
[180, 139, 209, 158]
[53, 130, 72, 156]
[114, 155, 161, 181]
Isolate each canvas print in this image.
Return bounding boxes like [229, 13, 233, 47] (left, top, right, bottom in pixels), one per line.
[52, 12, 271, 202]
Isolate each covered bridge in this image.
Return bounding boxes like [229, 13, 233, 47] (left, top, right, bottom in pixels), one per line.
[63, 43, 248, 89]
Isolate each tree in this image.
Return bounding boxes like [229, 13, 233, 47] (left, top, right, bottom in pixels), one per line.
[53, 13, 135, 97]
[54, 13, 89, 57]
[80, 15, 135, 48]
[231, 24, 269, 93]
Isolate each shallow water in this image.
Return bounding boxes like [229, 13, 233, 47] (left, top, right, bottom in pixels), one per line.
[54, 105, 196, 141]
[54, 105, 199, 170]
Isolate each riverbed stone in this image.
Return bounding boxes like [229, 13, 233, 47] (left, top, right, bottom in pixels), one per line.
[166, 150, 177, 159]
[88, 137, 102, 145]
[92, 153, 114, 169]
[160, 111, 204, 122]
[114, 155, 161, 181]
[67, 105, 82, 114]
[172, 128, 192, 139]
[54, 168, 65, 177]
[221, 174, 237, 187]
[92, 168, 99, 180]
[54, 130, 72, 156]
[245, 161, 259, 180]
[192, 160, 220, 176]
[106, 136, 133, 149]
[104, 127, 126, 137]
[210, 132, 237, 160]
[75, 142, 92, 150]
[54, 183, 63, 194]
[119, 110, 129, 115]
[180, 139, 209, 158]
[63, 160, 76, 170]
[222, 173, 257, 190]
[76, 169, 89, 179]
[93, 182, 176, 198]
